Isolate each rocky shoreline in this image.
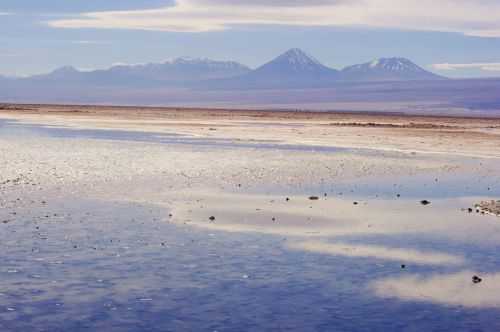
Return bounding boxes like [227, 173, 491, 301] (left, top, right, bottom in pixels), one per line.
[476, 200, 500, 217]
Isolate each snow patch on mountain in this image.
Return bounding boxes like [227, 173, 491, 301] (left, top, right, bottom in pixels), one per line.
[341, 57, 444, 81]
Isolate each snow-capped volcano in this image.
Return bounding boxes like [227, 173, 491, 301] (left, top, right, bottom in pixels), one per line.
[340, 57, 444, 81]
[216, 48, 339, 88]
[270, 48, 323, 70]
[256, 48, 335, 74]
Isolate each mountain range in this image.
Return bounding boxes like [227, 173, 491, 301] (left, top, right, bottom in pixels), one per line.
[3, 48, 499, 115]
[26, 57, 251, 87]
[2, 48, 445, 90]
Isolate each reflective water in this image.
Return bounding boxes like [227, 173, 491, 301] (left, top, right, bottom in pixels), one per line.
[0, 118, 402, 155]
[1, 118, 500, 331]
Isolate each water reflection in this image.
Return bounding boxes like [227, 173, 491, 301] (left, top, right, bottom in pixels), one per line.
[0, 118, 416, 156]
[373, 271, 500, 308]
[2, 117, 500, 331]
[288, 241, 465, 266]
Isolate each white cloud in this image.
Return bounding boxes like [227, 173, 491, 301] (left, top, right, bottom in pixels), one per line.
[372, 271, 500, 308]
[432, 62, 500, 72]
[46, 0, 500, 37]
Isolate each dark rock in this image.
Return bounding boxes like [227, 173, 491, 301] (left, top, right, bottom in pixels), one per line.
[309, 196, 319, 201]
[420, 200, 431, 205]
[472, 275, 482, 284]
[209, 216, 216, 221]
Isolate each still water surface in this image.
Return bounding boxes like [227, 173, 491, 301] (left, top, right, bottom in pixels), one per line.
[1, 119, 500, 331]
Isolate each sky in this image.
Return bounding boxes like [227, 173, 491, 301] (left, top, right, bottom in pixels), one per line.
[1, 0, 500, 78]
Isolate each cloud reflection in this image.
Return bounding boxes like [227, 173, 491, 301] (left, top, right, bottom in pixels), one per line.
[372, 271, 500, 308]
[289, 241, 465, 266]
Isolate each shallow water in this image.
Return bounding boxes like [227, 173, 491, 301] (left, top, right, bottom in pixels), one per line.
[2, 118, 500, 331]
[0, 118, 404, 156]
[3, 196, 500, 332]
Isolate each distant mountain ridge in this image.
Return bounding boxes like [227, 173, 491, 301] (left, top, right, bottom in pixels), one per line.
[2, 48, 447, 94]
[27, 57, 251, 87]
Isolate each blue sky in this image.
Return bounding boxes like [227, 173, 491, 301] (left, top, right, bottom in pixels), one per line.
[1, 0, 500, 78]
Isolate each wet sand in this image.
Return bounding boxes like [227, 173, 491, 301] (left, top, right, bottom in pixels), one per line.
[1, 104, 500, 331]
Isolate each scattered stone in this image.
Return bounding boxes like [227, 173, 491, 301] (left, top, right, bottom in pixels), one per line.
[286, 197, 290, 202]
[353, 201, 358, 205]
[401, 264, 406, 269]
[420, 200, 431, 206]
[209, 216, 216, 221]
[309, 196, 319, 201]
[475, 200, 500, 216]
[472, 275, 482, 284]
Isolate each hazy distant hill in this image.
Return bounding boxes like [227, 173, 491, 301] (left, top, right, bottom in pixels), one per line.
[27, 57, 251, 87]
[340, 57, 445, 81]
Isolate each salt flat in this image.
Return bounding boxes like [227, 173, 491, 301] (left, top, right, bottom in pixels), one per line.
[1, 105, 500, 331]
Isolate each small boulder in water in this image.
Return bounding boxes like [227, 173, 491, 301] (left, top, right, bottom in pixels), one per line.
[472, 275, 482, 284]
